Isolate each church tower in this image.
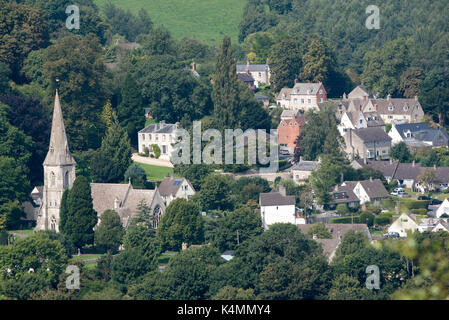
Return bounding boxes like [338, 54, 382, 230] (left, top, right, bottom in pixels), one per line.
[35, 91, 76, 232]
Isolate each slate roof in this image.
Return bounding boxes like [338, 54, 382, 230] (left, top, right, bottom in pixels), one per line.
[353, 159, 399, 178]
[291, 161, 319, 172]
[394, 122, 449, 143]
[255, 94, 269, 101]
[370, 98, 421, 116]
[157, 177, 194, 197]
[259, 192, 296, 206]
[236, 64, 269, 73]
[139, 122, 177, 134]
[352, 127, 392, 143]
[297, 223, 371, 259]
[280, 110, 297, 119]
[333, 181, 359, 204]
[292, 82, 322, 95]
[277, 88, 293, 100]
[359, 179, 390, 199]
[237, 73, 255, 83]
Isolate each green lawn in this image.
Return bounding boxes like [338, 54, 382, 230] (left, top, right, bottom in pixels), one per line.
[145, 118, 158, 127]
[134, 162, 175, 180]
[158, 251, 177, 266]
[70, 254, 104, 262]
[94, 0, 247, 45]
[8, 229, 34, 235]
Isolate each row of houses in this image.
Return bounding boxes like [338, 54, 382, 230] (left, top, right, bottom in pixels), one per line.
[352, 159, 449, 193]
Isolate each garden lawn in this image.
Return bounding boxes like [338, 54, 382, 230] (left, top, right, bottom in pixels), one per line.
[134, 162, 175, 180]
[94, 0, 247, 45]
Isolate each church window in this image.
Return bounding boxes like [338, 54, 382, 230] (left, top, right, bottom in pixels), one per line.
[64, 171, 69, 188]
[50, 172, 56, 187]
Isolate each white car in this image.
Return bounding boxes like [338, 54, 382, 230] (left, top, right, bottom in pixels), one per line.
[391, 188, 405, 196]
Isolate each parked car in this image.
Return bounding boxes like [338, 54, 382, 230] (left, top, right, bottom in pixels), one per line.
[391, 188, 407, 196]
[418, 195, 431, 201]
[382, 232, 400, 239]
[429, 198, 443, 205]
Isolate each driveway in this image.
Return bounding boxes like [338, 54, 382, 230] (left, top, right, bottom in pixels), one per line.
[132, 153, 174, 168]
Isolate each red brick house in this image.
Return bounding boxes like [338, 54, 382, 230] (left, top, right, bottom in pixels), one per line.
[277, 112, 306, 154]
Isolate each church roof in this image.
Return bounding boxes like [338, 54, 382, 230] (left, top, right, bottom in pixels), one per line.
[43, 91, 76, 166]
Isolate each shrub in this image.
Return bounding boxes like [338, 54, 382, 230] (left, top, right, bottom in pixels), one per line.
[411, 208, 428, 215]
[151, 144, 161, 159]
[381, 198, 395, 210]
[398, 199, 429, 212]
[374, 215, 391, 226]
[144, 147, 150, 157]
[329, 216, 360, 224]
[336, 204, 349, 215]
[359, 212, 375, 227]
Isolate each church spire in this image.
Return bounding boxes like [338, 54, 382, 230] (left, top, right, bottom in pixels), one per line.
[43, 90, 76, 166]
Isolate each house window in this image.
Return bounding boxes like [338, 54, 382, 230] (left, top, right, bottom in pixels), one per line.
[294, 99, 297, 103]
[149, 134, 152, 140]
[162, 135, 166, 141]
[289, 122, 292, 126]
[308, 99, 311, 104]
[155, 135, 158, 141]
[301, 99, 304, 104]
[319, 89, 323, 94]
[142, 134, 145, 140]
[50, 172, 55, 187]
[162, 145, 167, 154]
[320, 98, 323, 102]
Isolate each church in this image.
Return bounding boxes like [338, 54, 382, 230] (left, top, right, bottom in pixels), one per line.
[30, 91, 168, 232]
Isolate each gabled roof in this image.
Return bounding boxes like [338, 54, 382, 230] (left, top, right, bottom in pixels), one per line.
[358, 179, 389, 199]
[157, 177, 194, 197]
[291, 161, 319, 172]
[236, 64, 269, 73]
[277, 88, 293, 100]
[352, 159, 399, 178]
[291, 82, 323, 95]
[260, 192, 296, 206]
[369, 98, 422, 116]
[333, 181, 360, 204]
[352, 127, 392, 143]
[394, 122, 449, 143]
[237, 73, 255, 82]
[139, 122, 177, 134]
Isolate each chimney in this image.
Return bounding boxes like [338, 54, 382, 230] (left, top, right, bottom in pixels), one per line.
[387, 94, 391, 101]
[182, 242, 188, 251]
[370, 176, 373, 182]
[294, 78, 298, 85]
[363, 95, 367, 103]
[414, 95, 418, 101]
[390, 158, 393, 164]
[160, 120, 165, 127]
[300, 156, 303, 162]
[114, 197, 120, 210]
[340, 172, 344, 184]
[374, 104, 378, 111]
[192, 61, 196, 72]
[343, 92, 347, 100]
[412, 160, 415, 167]
[279, 185, 286, 196]
[245, 59, 250, 74]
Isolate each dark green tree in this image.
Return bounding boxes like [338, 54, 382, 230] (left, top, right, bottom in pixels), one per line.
[199, 174, 235, 211]
[60, 176, 98, 249]
[157, 198, 204, 251]
[390, 142, 412, 162]
[95, 210, 125, 253]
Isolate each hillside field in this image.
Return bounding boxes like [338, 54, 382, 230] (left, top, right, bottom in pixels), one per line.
[94, 0, 247, 45]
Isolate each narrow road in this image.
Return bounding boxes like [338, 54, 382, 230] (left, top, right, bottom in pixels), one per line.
[132, 153, 174, 168]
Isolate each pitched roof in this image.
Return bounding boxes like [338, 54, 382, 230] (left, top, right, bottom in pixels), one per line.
[259, 192, 296, 206]
[157, 177, 194, 197]
[139, 122, 177, 134]
[297, 223, 371, 259]
[394, 122, 449, 143]
[90, 183, 131, 216]
[237, 73, 255, 82]
[277, 88, 293, 100]
[333, 181, 360, 204]
[291, 161, 319, 172]
[280, 110, 297, 119]
[359, 179, 390, 199]
[370, 98, 421, 116]
[352, 127, 392, 143]
[353, 159, 399, 178]
[292, 82, 322, 95]
[393, 162, 423, 180]
[255, 94, 268, 101]
[44, 91, 76, 166]
[236, 64, 269, 73]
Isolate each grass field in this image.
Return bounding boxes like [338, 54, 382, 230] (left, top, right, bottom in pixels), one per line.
[135, 162, 175, 180]
[8, 229, 34, 235]
[158, 251, 177, 266]
[94, 0, 247, 44]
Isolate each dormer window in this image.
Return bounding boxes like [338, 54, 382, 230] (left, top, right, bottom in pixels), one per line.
[404, 105, 409, 111]
[388, 105, 394, 111]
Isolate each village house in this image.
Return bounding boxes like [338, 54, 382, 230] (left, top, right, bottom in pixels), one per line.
[344, 127, 392, 160]
[255, 93, 270, 107]
[259, 186, 304, 230]
[418, 218, 449, 233]
[436, 199, 449, 218]
[290, 159, 319, 185]
[388, 122, 449, 148]
[237, 72, 255, 90]
[297, 224, 371, 262]
[155, 177, 196, 207]
[276, 81, 327, 112]
[352, 160, 449, 192]
[332, 178, 390, 207]
[277, 110, 305, 154]
[138, 121, 179, 160]
[236, 61, 270, 88]
[388, 213, 418, 238]
[338, 104, 385, 136]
